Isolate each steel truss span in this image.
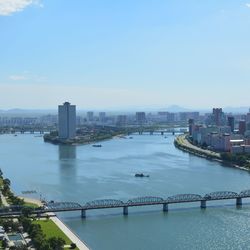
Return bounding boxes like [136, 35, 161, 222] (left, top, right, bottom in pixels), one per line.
[85, 199, 124, 207]
[239, 189, 250, 197]
[204, 191, 238, 200]
[127, 196, 164, 204]
[167, 194, 203, 202]
[46, 202, 82, 210]
[2, 188, 250, 218]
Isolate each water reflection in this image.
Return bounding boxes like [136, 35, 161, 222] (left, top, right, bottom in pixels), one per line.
[58, 145, 77, 184]
[59, 145, 76, 160]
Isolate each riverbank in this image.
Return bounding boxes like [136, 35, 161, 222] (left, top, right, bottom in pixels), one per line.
[174, 134, 250, 172]
[18, 196, 42, 206]
[19, 197, 90, 250]
[48, 213, 90, 250]
[43, 133, 118, 145]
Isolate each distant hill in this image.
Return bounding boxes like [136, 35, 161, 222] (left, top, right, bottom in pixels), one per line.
[0, 105, 249, 116]
[166, 105, 192, 112]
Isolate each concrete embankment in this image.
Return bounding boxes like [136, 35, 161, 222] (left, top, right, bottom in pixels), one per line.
[48, 212, 90, 250]
[174, 134, 221, 160]
[174, 134, 249, 172]
[21, 197, 90, 250]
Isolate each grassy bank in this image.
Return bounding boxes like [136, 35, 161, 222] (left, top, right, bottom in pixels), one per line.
[33, 220, 79, 250]
[33, 220, 71, 243]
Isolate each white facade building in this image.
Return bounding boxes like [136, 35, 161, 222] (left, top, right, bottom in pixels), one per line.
[58, 102, 76, 139]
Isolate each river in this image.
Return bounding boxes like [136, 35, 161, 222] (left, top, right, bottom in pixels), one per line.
[1, 133, 250, 249]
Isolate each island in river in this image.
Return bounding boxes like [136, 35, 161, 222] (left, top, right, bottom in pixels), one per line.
[44, 125, 137, 145]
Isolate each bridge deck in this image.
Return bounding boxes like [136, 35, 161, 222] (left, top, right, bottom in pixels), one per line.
[1, 191, 250, 217]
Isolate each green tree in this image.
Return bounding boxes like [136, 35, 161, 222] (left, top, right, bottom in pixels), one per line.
[48, 237, 66, 250]
[19, 216, 32, 232]
[3, 178, 11, 186]
[32, 233, 46, 249]
[21, 207, 34, 217]
[70, 243, 77, 249]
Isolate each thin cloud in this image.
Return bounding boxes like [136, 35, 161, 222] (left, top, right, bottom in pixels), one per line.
[246, 3, 250, 8]
[0, 0, 42, 16]
[9, 74, 28, 81]
[9, 72, 46, 82]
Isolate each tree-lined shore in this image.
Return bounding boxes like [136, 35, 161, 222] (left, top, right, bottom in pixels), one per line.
[174, 134, 250, 171]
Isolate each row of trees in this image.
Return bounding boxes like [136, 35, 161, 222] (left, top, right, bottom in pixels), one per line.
[221, 153, 250, 168]
[1, 176, 25, 206]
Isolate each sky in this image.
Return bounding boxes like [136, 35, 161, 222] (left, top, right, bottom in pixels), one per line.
[0, 0, 250, 110]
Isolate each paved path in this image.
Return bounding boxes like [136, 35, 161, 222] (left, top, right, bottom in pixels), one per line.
[47, 212, 90, 250]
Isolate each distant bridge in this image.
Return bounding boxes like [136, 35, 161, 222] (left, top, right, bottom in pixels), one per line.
[136, 128, 187, 135]
[0, 128, 53, 134]
[1, 189, 250, 218]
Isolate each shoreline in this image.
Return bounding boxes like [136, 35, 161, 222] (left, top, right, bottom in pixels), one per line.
[174, 134, 250, 172]
[20, 197, 90, 250]
[43, 133, 127, 146]
[18, 196, 43, 206]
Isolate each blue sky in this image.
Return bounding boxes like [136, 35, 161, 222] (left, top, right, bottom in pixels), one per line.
[1, 0, 250, 109]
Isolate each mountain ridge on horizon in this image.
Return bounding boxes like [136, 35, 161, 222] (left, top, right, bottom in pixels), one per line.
[0, 105, 249, 115]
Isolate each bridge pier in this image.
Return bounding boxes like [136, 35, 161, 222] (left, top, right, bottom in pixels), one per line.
[81, 209, 86, 218]
[236, 197, 242, 206]
[150, 131, 153, 135]
[163, 203, 168, 212]
[161, 131, 164, 135]
[200, 200, 206, 209]
[123, 206, 128, 216]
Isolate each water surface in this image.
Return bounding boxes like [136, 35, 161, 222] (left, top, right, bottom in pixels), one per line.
[1, 134, 250, 249]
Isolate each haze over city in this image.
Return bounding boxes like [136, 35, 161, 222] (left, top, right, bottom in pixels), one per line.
[1, 0, 250, 109]
[2, 1, 250, 250]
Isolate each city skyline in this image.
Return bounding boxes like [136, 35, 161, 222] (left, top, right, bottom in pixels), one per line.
[1, 0, 250, 109]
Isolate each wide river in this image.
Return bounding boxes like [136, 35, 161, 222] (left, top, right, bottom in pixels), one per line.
[1, 133, 250, 249]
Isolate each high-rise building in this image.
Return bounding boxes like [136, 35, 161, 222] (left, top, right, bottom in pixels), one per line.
[246, 112, 250, 123]
[239, 120, 246, 135]
[116, 115, 127, 126]
[58, 102, 76, 139]
[188, 119, 195, 136]
[99, 112, 106, 123]
[136, 112, 146, 124]
[227, 116, 235, 133]
[212, 108, 224, 126]
[87, 111, 94, 122]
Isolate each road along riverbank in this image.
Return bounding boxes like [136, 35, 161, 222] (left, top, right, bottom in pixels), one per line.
[174, 134, 249, 172]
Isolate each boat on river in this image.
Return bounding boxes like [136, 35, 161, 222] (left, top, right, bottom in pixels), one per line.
[135, 173, 150, 177]
[92, 144, 102, 147]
